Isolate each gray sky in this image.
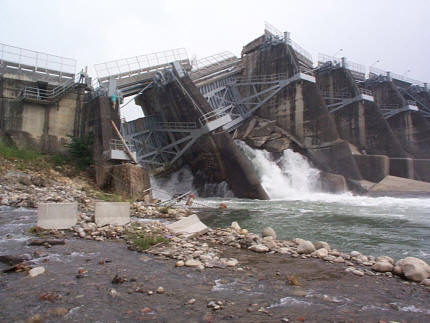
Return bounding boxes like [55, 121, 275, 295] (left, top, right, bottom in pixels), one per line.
[1, 0, 429, 120]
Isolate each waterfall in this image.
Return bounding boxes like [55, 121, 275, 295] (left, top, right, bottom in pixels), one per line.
[236, 140, 320, 199]
[150, 167, 198, 200]
[150, 166, 234, 199]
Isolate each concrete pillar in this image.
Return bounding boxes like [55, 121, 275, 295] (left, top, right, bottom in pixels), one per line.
[294, 83, 304, 140]
[341, 57, 347, 68]
[424, 83, 428, 91]
[358, 103, 366, 147]
[284, 31, 291, 45]
[387, 72, 392, 81]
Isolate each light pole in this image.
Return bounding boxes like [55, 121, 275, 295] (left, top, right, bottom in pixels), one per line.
[402, 69, 411, 76]
[332, 49, 343, 58]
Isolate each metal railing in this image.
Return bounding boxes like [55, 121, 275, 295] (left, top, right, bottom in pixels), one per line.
[320, 90, 352, 99]
[94, 48, 189, 81]
[379, 103, 400, 109]
[264, 21, 284, 40]
[18, 72, 80, 102]
[0, 42, 76, 78]
[345, 60, 366, 75]
[358, 88, 373, 96]
[109, 139, 136, 152]
[192, 51, 237, 71]
[318, 53, 341, 66]
[264, 22, 313, 64]
[152, 121, 197, 130]
[289, 39, 313, 63]
[406, 99, 417, 106]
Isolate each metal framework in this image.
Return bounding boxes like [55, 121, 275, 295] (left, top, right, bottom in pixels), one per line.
[379, 103, 420, 119]
[124, 68, 316, 168]
[397, 87, 430, 118]
[321, 87, 374, 113]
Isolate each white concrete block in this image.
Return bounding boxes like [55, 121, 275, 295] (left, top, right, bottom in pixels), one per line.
[37, 203, 78, 229]
[166, 214, 208, 238]
[95, 202, 130, 227]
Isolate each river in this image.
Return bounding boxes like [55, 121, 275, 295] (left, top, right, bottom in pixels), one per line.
[153, 142, 430, 263]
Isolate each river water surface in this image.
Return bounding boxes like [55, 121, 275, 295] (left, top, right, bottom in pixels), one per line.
[154, 142, 430, 263]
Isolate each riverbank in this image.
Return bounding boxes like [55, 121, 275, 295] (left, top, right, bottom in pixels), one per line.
[1, 155, 430, 322]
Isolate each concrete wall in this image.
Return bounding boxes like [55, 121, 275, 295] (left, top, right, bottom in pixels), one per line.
[414, 159, 430, 182]
[0, 74, 85, 153]
[354, 154, 389, 182]
[240, 40, 362, 180]
[367, 81, 430, 159]
[316, 68, 407, 158]
[390, 158, 414, 179]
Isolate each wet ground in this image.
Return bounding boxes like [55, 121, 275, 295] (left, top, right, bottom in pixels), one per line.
[1, 207, 430, 322]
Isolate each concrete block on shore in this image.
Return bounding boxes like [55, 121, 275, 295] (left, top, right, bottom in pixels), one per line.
[37, 203, 77, 229]
[166, 214, 208, 238]
[369, 175, 430, 193]
[95, 202, 130, 227]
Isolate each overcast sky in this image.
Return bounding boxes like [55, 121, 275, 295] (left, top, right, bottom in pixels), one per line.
[1, 0, 429, 120]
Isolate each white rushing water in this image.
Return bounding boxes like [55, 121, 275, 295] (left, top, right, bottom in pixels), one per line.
[235, 140, 320, 199]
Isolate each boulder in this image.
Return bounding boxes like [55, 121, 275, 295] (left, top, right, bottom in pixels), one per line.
[263, 137, 291, 153]
[184, 259, 202, 268]
[314, 241, 331, 251]
[262, 236, 277, 249]
[245, 136, 269, 148]
[396, 257, 430, 282]
[297, 241, 315, 254]
[311, 248, 329, 258]
[372, 261, 394, 273]
[262, 227, 277, 239]
[318, 172, 347, 193]
[231, 221, 241, 231]
[248, 244, 269, 253]
[376, 256, 394, 265]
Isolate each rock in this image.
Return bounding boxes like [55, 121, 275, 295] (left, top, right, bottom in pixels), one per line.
[186, 298, 196, 305]
[262, 227, 276, 239]
[185, 259, 202, 268]
[223, 258, 239, 267]
[262, 236, 277, 249]
[207, 300, 221, 310]
[48, 307, 68, 316]
[297, 241, 315, 254]
[393, 265, 402, 276]
[263, 137, 291, 153]
[350, 251, 361, 257]
[278, 247, 291, 254]
[293, 238, 307, 245]
[333, 256, 345, 263]
[245, 136, 269, 148]
[421, 279, 430, 286]
[248, 244, 269, 253]
[240, 229, 248, 235]
[376, 255, 394, 265]
[176, 260, 185, 267]
[28, 266, 45, 278]
[397, 257, 430, 282]
[311, 248, 328, 258]
[314, 241, 331, 251]
[231, 221, 241, 231]
[345, 267, 364, 276]
[108, 288, 119, 297]
[156, 286, 164, 294]
[77, 227, 86, 238]
[372, 261, 394, 273]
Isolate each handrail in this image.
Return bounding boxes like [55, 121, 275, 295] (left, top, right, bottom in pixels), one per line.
[0, 42, 76, 75]
[94, 48, 189, 80]
[358, 88, 373, 96]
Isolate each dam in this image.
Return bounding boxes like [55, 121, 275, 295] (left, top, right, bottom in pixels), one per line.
[1, 22, 430, 199]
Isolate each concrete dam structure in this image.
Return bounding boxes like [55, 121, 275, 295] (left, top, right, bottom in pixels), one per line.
[2, 23, 430, 198]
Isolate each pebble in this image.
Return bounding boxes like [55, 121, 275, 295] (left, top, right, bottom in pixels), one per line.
[185, 259, 202, 267]
[28, 266, 45, 278]
[156, 286, 165, 294]
[186, 298, 196, 305]
[175, 260, 185, 267]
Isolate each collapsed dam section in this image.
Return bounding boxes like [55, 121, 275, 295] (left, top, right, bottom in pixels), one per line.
[2, 22, 430, 199]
